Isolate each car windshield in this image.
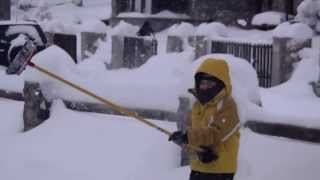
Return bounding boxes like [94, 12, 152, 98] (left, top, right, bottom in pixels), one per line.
[5, 25, 44, 45]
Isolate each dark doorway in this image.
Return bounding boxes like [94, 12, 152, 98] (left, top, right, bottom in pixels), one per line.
[153, 0, 189, 14]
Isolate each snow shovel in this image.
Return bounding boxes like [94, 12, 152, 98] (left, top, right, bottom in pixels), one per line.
[6, 40, 203, 152]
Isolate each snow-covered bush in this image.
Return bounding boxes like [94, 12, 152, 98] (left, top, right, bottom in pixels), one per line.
[296, 0, 320, 34]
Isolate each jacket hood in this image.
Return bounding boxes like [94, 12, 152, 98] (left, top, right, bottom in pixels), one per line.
[195, 59, 232, 96]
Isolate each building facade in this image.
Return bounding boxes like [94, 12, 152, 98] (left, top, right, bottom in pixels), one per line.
[111, 0, 304, 31]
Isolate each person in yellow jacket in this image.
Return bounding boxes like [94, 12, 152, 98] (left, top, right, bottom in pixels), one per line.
[169, 59, 240, 180]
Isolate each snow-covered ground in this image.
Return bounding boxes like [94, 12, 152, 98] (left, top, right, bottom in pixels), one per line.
[1, 45, 320, 180]
[0, 97, 319, 180]
[1, 1, 320, 180]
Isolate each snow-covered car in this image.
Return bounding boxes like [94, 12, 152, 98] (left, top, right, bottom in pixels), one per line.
[0, 21, 48, 67]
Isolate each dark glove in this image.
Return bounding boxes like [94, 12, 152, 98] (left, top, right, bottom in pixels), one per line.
[197, 146, 218, 164]
[168, 131, 188, 145]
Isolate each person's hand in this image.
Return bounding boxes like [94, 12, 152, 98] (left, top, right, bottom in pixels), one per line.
[168, 131, 188, 145]
[197, 146, 218, 163]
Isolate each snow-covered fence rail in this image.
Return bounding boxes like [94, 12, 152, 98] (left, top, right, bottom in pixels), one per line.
[20, 81, 180, 131]
[110, 36, 157, 69]
[0, 89, 23, 101]
[245, 121, 320, 143]
[63, 100, 177, 122]
[0, 0, 10, 20]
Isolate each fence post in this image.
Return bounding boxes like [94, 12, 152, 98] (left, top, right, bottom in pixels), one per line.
[176, 97, 191, 166]
[0, 0, 10, 20]
[110, 36, 125, 69]
[272, 37, 291, 86]
[23, 81, 51, 131]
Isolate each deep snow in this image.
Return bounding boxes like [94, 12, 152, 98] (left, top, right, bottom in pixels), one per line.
[1, 1, 320, 180]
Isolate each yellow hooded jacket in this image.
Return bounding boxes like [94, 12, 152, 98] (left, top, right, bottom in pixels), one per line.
[187, 59, 240, 173]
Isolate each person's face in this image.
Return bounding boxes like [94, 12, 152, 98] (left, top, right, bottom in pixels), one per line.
[198, 79, 217, 91]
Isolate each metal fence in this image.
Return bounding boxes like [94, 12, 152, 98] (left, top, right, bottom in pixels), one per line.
[252, 44, 273, 88]
[212, 40, 273, 88]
